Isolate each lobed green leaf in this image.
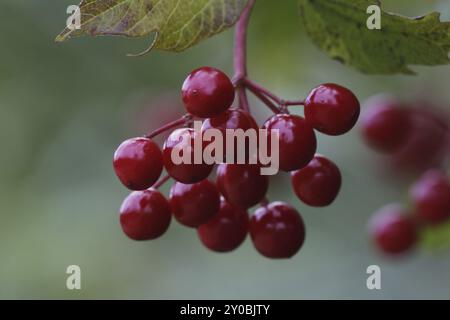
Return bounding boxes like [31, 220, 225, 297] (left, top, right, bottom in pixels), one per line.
[298, 0, 450, 74]
[56, 0, 248, 53]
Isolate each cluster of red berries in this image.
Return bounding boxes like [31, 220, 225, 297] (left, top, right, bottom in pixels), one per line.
[361, 95, 450, 256]
[369, 170, 450, 255]
[113, 66, 360, 259]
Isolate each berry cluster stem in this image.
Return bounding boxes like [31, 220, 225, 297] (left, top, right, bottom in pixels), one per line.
[246, 83, 281, 114]
[152, 175, 171, 189]
[234, 0, 255, 113]
[145, 114, 193, 139]
[284, 100, 305, 106]
[233, 0, 303, 115]
[260, 197, 270, 207]
[244, 78, 283, 106]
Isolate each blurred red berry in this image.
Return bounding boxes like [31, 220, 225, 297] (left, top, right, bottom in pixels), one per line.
[410, 170, 450, 225]
[361, 97, 411, 153]
[369, 204, 418, 255]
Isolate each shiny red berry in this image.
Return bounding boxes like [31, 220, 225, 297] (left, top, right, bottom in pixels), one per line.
[202, 109, 258, 133]
[369, 204, 418, 255]
[202, 109, 259, 162]
[119, 189, 172, 241]
[182, 67, 235, 118]
[113, 137, 163, 190]
[291, 154, 342, 207]
[197, 199, 249, 252]
[263, 114, 317, 172]
[305, 83, 360, 136]
[410, 170, 450, 225]
[250, 202, 305, 259]
[216, 164, 269, 209]
[163, 128, 214, 184]
[361, 97, 410, 153]
[169, 179, 221, 228]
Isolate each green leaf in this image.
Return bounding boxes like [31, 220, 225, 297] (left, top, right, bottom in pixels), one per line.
[298, 0, 450, 74]
[56, 0, 248, 53]
[421, 221, 450, 251]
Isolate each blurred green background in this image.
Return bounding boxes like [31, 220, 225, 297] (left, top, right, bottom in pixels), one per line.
[1, 0, 450, 299]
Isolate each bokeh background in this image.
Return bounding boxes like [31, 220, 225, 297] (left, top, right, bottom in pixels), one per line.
[1, 0, 450, 299]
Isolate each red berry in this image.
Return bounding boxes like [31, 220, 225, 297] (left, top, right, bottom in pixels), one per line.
[119, 189, 171, 240]
[169, 179, 221, 228]
[202, 109, 259, 162]
[250, 202, 305, 259]
[389, 109, 448, 174]
[369, 204, 418, 255]
[263, 114, 317, 172]
[410, 170, 450, 225]
[361, 97, 410, 153]
[113, 137, 163, 190]
[291, 154, 342, 207]
[182, 67, 235, 118]
[305, 83, 360, 136]
[202, 109, 258, 133]
[163, 128, 214, 184]
[197, 199, 249, 252]
[216, 164, 269, 209]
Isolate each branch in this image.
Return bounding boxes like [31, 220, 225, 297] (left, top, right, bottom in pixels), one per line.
[233, 0, 255, 112]
[234, 0, 255, 82]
